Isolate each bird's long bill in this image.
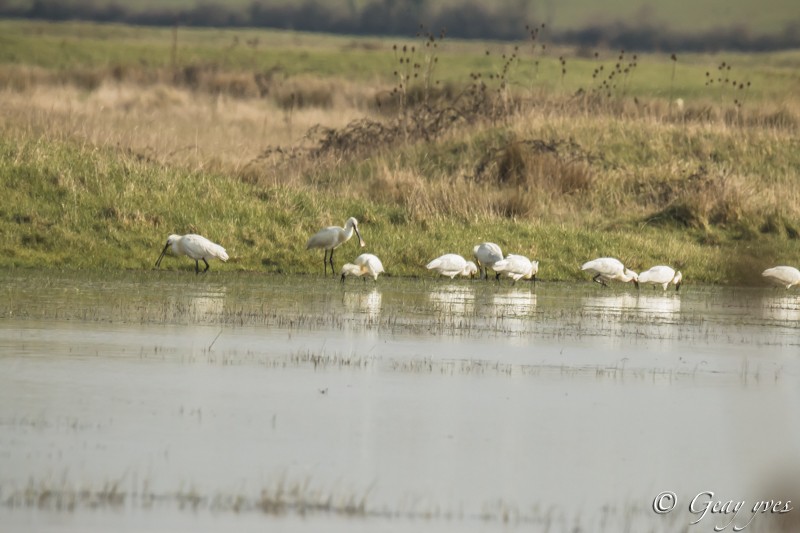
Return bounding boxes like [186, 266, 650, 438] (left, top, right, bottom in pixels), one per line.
[355, 226, 366, 248]
[675, 281, 682, 292]
[155, 242, 169, 268]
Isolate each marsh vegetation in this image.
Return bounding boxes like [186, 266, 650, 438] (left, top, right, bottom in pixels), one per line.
[0, 21, 799, 283]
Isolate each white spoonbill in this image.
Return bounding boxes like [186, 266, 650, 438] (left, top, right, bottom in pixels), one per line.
[341, 253, 385, 282]
[762, 266, 800, 289]
[581, 257, 639, 288]
[638, 265, 683, 291]
[493, 254, 539, 283]
[473, 242, 503, 280]
[155, 234, 229, 274]
[306, 217, 366, 275]
[426, 254, 478, 279]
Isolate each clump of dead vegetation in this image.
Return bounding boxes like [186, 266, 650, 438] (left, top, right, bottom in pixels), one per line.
[641, 166, 800, 240]
[472, 137, 594, 194]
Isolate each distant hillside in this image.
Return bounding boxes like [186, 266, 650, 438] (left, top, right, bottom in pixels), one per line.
[2, 0, 799, 51]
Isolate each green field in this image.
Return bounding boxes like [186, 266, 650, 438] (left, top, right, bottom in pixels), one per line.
[8, 0, 800, 35]
[1, 20, 799, 284]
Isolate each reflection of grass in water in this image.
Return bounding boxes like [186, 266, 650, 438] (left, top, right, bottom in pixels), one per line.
[271, 349, 374, 370]
[3, 476, 369, 517]
[1, 292, 775, 346]
[186, 348, 782, 385]
[391, 355, 782, 384]
[3, 274, 798, 350]
[3, 475, 689, 532]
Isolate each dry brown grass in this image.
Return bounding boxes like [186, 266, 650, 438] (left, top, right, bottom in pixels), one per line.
[0, 81, 366, 172]
[2, 63, 799, 234]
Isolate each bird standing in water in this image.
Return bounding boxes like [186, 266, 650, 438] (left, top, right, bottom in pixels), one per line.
[341, 253, 385, 282]
[155, 234, 229, 274]
[306, 217, 366, 275]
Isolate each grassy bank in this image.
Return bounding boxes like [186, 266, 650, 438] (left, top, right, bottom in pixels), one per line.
[1, 20, 799, 284]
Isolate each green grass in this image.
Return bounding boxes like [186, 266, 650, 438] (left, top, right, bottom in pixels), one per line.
[0, 134, 794, 284]
[1, 20, 799, 285]
[7, 0, 799, 35]
[545, 0, 799, 34]
[1, 20, 799, 103]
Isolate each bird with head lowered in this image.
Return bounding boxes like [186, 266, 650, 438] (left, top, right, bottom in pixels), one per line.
[155, 234, 229, 274]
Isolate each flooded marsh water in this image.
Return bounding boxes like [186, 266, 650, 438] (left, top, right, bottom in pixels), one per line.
[1, 271, 799, 532]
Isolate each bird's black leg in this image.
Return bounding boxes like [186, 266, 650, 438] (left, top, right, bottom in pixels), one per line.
[323, 250, 329, 275]
[195, 260, 200, 275]
[203, 258, 210, 272]
[495, 271, 501, 281]
[329, 248, 335, 276]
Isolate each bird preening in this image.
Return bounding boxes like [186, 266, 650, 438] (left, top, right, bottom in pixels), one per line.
[306, 217, 366, 275]
[155, 234, 229, 274]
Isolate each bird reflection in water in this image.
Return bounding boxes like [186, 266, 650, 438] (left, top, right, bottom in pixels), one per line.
[428, 285, 475, 316]
[342, 288, 382, 321]
[582, 292, 681, 321]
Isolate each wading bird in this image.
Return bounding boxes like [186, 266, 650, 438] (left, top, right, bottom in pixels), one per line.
[473, 242, 503, 280]
[581, 257, 639, 288]
[762, 266, 800, 289]
[155, 234, 229, 274]
[426, 254, 478, 279]
[493, 254, 539, 283]
[306, 217, 365, 275]
[638, 265, 683, 291]
[341, 253, 385, 282]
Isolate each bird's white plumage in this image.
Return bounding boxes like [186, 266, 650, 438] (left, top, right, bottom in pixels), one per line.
[306, 217, 365, 274]
[341, 253, 385, 281]
[426, 254, 478, 279]
[155, 233, 228, 273]
[306, 217, 365, 251]
[638, 265, 683, 291]
[473, 242, 504, 279]
[762, 266, 800, 289]
[581, 257, 638, 287]
[493, 254, 539, 282]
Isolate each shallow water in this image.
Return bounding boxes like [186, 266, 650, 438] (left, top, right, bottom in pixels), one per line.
[1, 271, 799, 532]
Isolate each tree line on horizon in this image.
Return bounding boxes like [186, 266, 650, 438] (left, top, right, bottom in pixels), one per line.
[3, 0, 800, 52]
